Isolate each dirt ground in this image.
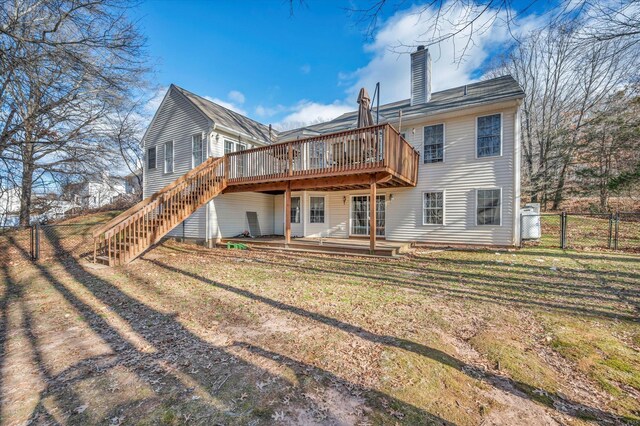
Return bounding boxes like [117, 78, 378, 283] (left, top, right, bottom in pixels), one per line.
[0, 227, 639, 425]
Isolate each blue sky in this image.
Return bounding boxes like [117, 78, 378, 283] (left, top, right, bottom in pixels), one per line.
[133, 0, 553, 129]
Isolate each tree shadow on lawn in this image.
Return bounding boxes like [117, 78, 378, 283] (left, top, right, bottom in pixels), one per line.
[1, 233, 451, 424]
[148, 257, 631, 424]
[189, 247, 640, 323]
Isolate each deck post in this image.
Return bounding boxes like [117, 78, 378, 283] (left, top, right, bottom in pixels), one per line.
[285, 181, 291, 247]
[370, 176, 376, 254]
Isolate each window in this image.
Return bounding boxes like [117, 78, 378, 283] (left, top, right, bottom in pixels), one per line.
[224, 139, 235, 155]
[309, 196, 325, 223]
[192, 133, 205, 167]
[423, 124, 444, 163]
[477, 114, 501, 157]
[290, 197, 301, 224]
[164, 141, 174, 173]
[423, 192, 444, 225]
[147, 147, 156, 170]
[477, 189, 501, 225]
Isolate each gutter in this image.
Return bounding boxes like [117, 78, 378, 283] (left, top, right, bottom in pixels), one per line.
[212, 122, 270, 146]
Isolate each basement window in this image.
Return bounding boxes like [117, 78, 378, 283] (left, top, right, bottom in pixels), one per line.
[309, 196, 325, 224]
[476, 189, 501, 226]
[423, 191, 444, 225]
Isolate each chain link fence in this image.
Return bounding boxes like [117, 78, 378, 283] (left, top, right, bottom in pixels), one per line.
[521, 212, 640, 252]
[0, 222, 101, 263]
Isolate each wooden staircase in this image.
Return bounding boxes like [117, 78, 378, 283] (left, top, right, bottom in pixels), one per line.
[92, 123, 420, 266]
[92, 156, 226, 266]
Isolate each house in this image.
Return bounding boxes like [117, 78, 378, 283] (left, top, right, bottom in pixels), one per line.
[93, 46, 524, 265]
[0, 186, 21, 226]
[65, 173, 127, 210]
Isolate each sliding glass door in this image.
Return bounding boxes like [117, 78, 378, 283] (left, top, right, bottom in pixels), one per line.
[350, 195, 385, 237]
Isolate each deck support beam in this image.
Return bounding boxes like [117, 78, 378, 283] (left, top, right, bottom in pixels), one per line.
[285, 181, 291, 247]
[370, 176, 376, 254]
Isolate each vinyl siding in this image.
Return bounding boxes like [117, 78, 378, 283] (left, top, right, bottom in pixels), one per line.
[386, 106, 517, 245]
[143, 87, 211, 239]
[209, 193, 274, 239]
[269, 105, 519, 245]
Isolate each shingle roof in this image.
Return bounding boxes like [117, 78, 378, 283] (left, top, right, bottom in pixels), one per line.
[279, 75, 524, 138]
[172, 84, 275, 143]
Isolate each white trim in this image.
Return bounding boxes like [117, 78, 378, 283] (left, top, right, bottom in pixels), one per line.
[422, 190, 446, 226]
[475, 112, 503, 159]
[163, 140, 174, 174]
[308, 195, 326, 224]
[422, 122, 446, 164]
[475, 188, 502, 226]
[513, 107, 522, 245]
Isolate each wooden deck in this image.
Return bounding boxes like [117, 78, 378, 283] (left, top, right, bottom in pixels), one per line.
[224, 123, 419, 193]
[220, 237, 412, 257]
[93, 123, 419, 265]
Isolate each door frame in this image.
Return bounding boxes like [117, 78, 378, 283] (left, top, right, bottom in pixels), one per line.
[348, 194, 386, 238]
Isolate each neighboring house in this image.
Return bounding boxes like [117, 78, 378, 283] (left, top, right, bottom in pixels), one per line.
[66, 174, 127, 210]
[141, 46, 524, 249]
[0, 187, 21, 226]
[123, 169, 143, 196]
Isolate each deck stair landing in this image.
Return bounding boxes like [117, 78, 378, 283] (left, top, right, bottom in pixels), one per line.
[92, 123, 419, 266]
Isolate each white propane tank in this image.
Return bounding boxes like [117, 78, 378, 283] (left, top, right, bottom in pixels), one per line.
[521, 203, 541, 239]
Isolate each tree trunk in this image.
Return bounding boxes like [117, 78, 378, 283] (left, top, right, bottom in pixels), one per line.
[19, 159, 34, 226]
[552, 161, 569, 210]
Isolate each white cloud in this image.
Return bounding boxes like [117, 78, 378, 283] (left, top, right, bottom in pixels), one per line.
[346, 2, 540, 103]
[274, 100, 353, 130]
[204, 96, 247, 115]
[228, 90, 246, 104]
[144, 86, 168, 115]
[255, 104, 287, 118]
[258, 2, 544, 129]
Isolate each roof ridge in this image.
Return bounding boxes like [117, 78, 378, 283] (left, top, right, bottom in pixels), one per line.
[171, 84, 276, 135]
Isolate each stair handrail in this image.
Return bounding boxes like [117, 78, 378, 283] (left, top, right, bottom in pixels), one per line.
[92, 156, 226, 238]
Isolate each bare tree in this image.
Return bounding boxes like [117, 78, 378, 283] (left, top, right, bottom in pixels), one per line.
[574, 88, 640, 209]
[488, 21, 638, 210]
[340, 1, 639, 58]
[0, 0, 148, 224]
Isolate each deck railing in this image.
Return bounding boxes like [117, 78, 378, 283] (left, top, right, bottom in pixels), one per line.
[92, 156, 226, 265]
[226, 123, 419, 186]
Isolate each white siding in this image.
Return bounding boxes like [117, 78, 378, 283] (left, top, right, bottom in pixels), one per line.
[143, 87, 211, 239]
[274, 194, 284, 235]
[209, 193, 275, 239]
[385, 106, 517, 245]
[269, 105, 519, 246]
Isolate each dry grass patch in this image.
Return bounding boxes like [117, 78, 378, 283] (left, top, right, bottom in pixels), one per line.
[0, 231, 639, 425]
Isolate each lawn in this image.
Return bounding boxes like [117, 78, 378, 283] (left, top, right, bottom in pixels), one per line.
[0, 219, 639, 425]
